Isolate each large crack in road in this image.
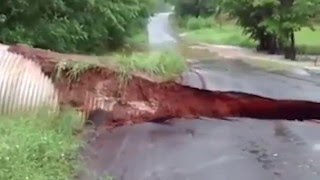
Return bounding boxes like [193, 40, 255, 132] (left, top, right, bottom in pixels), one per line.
[77, 11, 320, 180]
[88, 80, 320, 128]
[10, 42, 320, 180]
[6, 10, 320, 180]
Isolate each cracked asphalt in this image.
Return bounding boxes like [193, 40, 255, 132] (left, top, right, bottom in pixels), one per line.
[78, 12, 320, 180]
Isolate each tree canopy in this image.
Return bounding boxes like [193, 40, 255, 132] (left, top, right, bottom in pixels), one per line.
[169, 0, 218, 17]
[220, 0, 320, 59]
[172, 0, 320, 60]
[0, 0, 156, 53]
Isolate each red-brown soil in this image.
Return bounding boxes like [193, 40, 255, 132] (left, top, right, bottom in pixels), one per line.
[8, 44, 320, 129]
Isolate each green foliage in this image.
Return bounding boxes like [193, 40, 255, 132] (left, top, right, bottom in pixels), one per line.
[219, 0, 273, 41]
[0, 0, 156, 53]
[219, 0, 320, 59]
[55, 60, 98, 82]
[185, 16, 214, 30]
[170, 0, 218, 17]
[0, 109, 84, 180]
[153, 0, 173, 13]
[220, 0, 320, 39]
[182, 23, 320, 54]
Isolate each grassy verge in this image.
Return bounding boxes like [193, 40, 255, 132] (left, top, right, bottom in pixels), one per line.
[114, 50, 187, 80]
[0, 109, 84, 180]
[295, 27, 320, 54]
[55, 50, 188, 82]
[178, 17, 320, 55]
[183, 26, 256, 48]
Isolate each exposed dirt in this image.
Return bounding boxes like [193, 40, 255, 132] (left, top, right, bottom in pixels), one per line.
[8, 44, 320, 129]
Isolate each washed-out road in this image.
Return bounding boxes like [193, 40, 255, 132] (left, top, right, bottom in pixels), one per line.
[80, 12, 320, 180]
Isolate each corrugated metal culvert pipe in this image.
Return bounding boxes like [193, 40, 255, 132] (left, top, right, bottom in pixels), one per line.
[0, 50, 58, 115]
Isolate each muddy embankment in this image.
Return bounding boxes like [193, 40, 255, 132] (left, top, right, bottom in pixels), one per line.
[8, 44, 320, 129]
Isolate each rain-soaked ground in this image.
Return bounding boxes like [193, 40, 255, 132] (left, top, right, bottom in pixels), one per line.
[79, 12, 320, 180]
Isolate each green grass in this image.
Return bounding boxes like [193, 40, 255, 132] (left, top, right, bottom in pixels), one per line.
[115, 50, 188, 80]
[181, 18, 320, 54]
[295, 27, 320, 54]
[55, 60, 98, 82]
[53, 50, 188, 81]
[184, 16, 214, 30]
[0, 109, 84, 180]
[296, 27, 320, 46]
[183, 26, 256, 48]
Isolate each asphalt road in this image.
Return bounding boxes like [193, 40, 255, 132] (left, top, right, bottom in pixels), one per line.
[181, 59, 320, 102]
[79, 12, 320, 180]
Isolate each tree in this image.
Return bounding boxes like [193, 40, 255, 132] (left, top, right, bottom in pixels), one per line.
[0, 0, 156, 53]
[170, 0, 217, 17]
[220, 0, 320, 60]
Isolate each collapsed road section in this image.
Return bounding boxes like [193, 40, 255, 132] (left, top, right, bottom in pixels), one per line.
[8, 44, 320, 129]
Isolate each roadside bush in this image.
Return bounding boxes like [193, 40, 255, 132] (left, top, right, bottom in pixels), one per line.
[0, 0, 155, 54]
[185, 16, 214, 30]
[170, 0, 217, 17]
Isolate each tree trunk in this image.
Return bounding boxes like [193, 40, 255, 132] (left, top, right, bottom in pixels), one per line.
[278, 40, 284, 54]
[256, 31, 280, 54]
[256, 30, 267, 52]
[266, 34, 279, 54]
[284, 30, 296, 60]
[195, 0, 201, 17]
[280, 0, 296, 60]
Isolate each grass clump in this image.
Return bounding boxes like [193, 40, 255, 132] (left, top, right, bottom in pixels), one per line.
[55, 60, 99, 82]
[0, 109, 84, 180]
[185, 16, 214, 30]
[115, 51, 187, 80]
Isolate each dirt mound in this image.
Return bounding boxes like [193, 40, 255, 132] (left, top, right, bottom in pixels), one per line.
[8, 44, 320, 129]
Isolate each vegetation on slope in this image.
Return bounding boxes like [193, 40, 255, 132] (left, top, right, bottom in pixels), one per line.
[170, 0, 320, 59]
[0, 109, 84, 180]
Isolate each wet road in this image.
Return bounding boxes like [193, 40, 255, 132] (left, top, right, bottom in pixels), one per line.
[79, 12, 320, 180]
[81, 119, 320, 180]
[181, 59, 320, 102]
[147, 12, 178, 50]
